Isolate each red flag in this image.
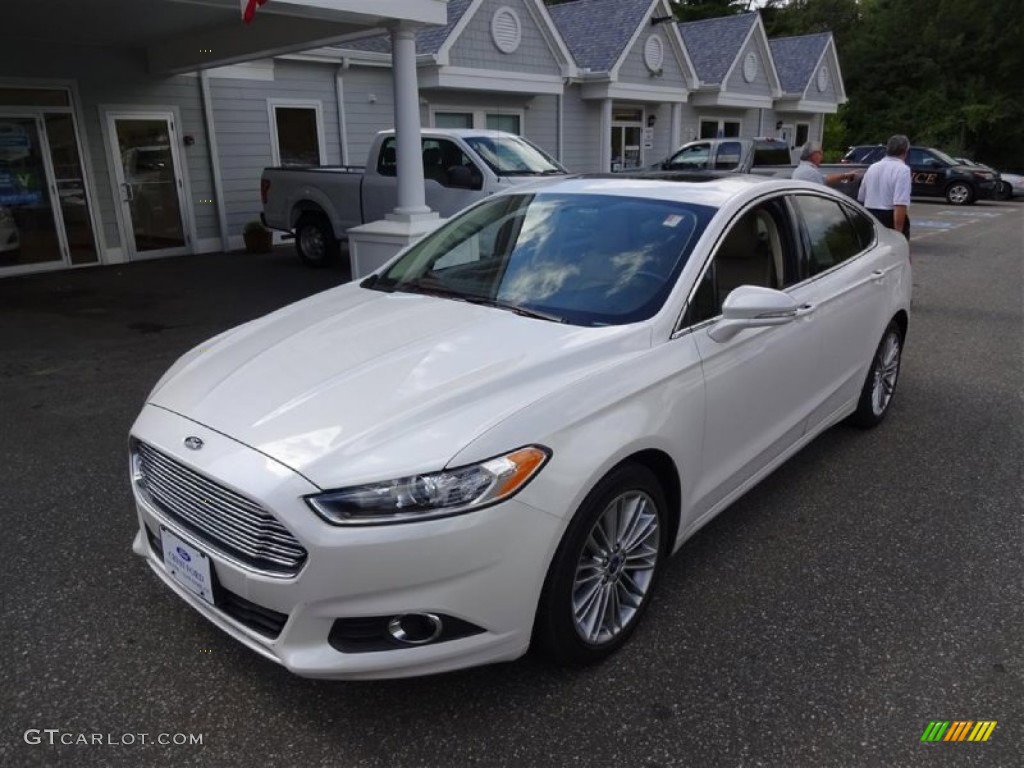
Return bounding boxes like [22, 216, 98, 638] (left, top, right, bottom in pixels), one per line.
[243, 0, 268, 24]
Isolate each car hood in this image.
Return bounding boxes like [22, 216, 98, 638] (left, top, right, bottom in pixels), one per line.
[150, 284, 650, 489]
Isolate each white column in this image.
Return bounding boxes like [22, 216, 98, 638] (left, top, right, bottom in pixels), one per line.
[388, 24, 432, 221]
[347, 23, 440, 279]
[599, 98, 613, 172]
[670, 102, 683, 151]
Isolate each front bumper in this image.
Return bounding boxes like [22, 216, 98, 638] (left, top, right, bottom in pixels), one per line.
[130, 404, 563, 679]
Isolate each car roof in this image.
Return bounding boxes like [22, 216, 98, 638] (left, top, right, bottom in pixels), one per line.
[378, 128, 521, 139]
[521, 174, 789, 208]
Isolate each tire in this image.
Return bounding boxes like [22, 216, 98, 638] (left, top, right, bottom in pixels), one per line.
[945, 181, 974, 206]
[294, 213, 339, 268]
[848, 320, 903, 429]
[534, 463, 667, 666]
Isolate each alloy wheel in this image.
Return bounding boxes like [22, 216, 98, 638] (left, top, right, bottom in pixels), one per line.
[572, 490, 660, 645]
[871, 330, 901, 416]
[300, 226, 325, 262]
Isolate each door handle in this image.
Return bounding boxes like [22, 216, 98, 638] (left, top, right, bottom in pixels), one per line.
[871, 269, 885, 283]
[795, 303, 816, 317]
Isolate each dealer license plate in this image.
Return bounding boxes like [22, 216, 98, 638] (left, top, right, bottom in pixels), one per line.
[161, 528, 215, 606]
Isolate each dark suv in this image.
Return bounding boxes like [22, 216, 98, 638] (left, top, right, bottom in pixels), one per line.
[841, 144, 999, 205]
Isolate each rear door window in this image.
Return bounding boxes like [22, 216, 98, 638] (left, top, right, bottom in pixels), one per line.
[792, 195, 864, 277]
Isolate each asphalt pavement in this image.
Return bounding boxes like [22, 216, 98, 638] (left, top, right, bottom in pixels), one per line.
[2, 202, 1022, 768]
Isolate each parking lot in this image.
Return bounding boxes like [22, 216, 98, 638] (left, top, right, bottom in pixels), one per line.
[1, 198, 1021, 767]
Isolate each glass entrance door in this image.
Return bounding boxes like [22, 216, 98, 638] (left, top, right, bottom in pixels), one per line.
[610, 108, 644, 172]
[0, 116, 63, 270]
[106, 114, 188, 259]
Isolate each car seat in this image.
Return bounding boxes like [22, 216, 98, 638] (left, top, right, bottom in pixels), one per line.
[715, 212, 777, 305]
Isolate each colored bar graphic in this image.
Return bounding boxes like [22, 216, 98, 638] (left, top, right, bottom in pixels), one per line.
[947, 721, 973, 741]
[921, 721, 950, 742]
[921, 721, 996, 743]
[968, 722, 998, 742]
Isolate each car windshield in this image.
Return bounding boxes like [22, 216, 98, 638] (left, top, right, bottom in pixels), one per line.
[367, 192, 713, 327]
[463, 135, 566, 176]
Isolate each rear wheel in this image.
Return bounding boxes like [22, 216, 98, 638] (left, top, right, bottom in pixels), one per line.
[534, 463, 666, 666]
[294, 213, 339, 268]
[849, 321, 903, 429]
[945, 181, 974, 205]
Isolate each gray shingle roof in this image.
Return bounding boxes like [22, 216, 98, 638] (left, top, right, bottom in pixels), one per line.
[329, 0, 474, 55]
[769, 33, 830, 94]
[547, 0, 654, 73]
[677, 12, 757, 85]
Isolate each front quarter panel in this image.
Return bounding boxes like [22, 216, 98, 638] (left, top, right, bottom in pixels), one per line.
[449, 330, 706, 550]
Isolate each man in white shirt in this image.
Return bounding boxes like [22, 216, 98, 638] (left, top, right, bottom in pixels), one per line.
[857, 134, 912, 239]
[792, 142, 856, 187]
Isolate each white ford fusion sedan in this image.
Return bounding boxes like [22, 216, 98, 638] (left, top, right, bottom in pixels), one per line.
[129, 175, 911, 679]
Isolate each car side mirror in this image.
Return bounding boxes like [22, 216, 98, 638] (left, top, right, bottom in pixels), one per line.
[448, 165, 482, 190]
[708, 285, 801, 342]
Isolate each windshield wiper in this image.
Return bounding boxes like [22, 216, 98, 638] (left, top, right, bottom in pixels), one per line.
[461, 296, 566, 323]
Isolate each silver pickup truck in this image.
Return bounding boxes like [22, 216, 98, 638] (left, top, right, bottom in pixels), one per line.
[261, 128, 568, 266]
[647, 137, 865, 198]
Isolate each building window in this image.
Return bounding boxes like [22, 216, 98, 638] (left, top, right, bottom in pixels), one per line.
[795, 123, 810, 148]
[435, 112, 474, 129]
[485, 113, 521, 134]
[269, 103, 324, 167]
[699, 119, 741, 139]
[432, 108, 523, 135]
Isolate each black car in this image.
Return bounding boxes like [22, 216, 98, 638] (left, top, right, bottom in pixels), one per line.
[840, 144, 999, 205]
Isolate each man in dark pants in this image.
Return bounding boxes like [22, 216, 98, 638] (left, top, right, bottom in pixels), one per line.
[857, 134, 912, 240]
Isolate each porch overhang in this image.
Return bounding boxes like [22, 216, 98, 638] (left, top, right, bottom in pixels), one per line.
[774, 96, 842, 114]
[419, 66, 566, 95]
[579, 80, 688, 104]
[690, 89, 773, 109]
[1, 0, 448, 74]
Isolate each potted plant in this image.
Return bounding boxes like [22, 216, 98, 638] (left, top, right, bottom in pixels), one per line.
[243, 220, 273, 253]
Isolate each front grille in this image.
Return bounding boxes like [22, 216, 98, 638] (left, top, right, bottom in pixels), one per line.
[135, 441, 307, 576]
[146, 524, 289, 638]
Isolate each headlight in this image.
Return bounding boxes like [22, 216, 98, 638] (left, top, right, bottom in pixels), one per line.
[306, 445, 550, 525]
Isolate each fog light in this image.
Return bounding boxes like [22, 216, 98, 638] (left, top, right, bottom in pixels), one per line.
[387, 613, 443, 645]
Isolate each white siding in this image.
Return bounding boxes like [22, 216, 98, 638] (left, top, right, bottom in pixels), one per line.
[723, 37, 775, 99]
[448, 0, 562, 75]
[617, 32, 689, 90]
[212, 60, 343, 235]
[561, 89, 603, 173]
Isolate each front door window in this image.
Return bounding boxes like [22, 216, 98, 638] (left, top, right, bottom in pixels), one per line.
[611, 108, 644, 172]
[0, 116, 62, 269]
[110, 116, 187, 255]
[45, 113, 97, 265]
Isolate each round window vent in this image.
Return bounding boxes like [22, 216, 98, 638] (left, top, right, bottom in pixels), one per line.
[742, 52, 759, 83]
[644, 34, 664, 72]
[491, 7, 522, 54]
[816, 66, 829, 92]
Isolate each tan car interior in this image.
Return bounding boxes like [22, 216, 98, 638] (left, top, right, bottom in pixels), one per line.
[714, 208, 785, 306]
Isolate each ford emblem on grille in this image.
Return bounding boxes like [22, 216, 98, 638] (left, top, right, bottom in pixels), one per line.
[176, 546, 192, 562]
[184, 436, 204, 450]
